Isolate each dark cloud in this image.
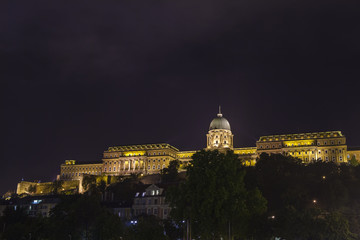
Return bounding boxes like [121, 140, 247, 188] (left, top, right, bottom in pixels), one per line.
[1, 0, 360, 194]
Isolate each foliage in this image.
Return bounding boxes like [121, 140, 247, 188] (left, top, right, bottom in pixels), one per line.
[252, 153, 358, 239]
[160, 160, 180, 183]
[167, 150, 267, 239]
[349, 155, 359, 167]
[46, 195, 125, 240]
[27, 184, 37, 194]
[45, 180, 64, 195]
[125, 215, 166, 240]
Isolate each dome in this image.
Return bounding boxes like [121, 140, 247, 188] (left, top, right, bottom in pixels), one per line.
[209, 111, 231, 131]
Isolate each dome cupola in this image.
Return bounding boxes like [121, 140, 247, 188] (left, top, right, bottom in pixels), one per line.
[209, 107, 231, 131]
[206, 106, 234, 150]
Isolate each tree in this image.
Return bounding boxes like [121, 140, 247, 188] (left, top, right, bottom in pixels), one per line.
[160, 160, 180, 183]
[82, 175, 97, 192]
[27, 184, 37, 194]
[125, 215, 166, 240]
[349, 155, 359, 167]
[45, 195, 125, 239]
[167, 150, 267, 239]
[254, 153, 357, 239]
[46, 180, 64, 195]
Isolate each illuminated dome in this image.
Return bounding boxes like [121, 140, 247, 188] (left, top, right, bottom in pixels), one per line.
[209, 109, 231, 131]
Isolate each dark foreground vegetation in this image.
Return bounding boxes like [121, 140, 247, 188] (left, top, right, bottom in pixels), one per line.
[1, 151, 360, 240]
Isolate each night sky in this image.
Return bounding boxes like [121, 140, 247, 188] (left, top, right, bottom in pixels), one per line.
[1, 0, 360, 195]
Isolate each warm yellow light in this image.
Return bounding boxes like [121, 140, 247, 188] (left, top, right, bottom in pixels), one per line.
[123, 151, 146, 157]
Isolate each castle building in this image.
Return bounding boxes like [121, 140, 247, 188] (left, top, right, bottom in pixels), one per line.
[59, 109, 358, 184]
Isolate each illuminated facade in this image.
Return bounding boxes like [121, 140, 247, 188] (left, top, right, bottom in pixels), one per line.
[59, 110, 358, 183]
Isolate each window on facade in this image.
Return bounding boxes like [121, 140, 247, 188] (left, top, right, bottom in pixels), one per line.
[325, 150, 328, 154]
[324, 142, 327, 145]
[148, 199, 152, 204]
[157, 165, 160, 169]
[318, 150, 321, 154]
[114, 167, 116, 171]
[326, 156, 329, 161]
[331, 141, 334, 145]
[148, 166, 150, 170]
[154, 199, 158, 204]
[164, 209, 168, 215]
[147, 208, 151, 214]
[153, 165, 155, 169]
[332, 150, 335, 153]
[104, 167, 107, 171]
[339, 150, 342, 153]
[340, 156, 343, 161]
[332, 156, 335, 161]
[154, 208, 158, 215]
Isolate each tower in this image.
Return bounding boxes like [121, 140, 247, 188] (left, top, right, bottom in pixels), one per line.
[206, 107, 234, 150]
